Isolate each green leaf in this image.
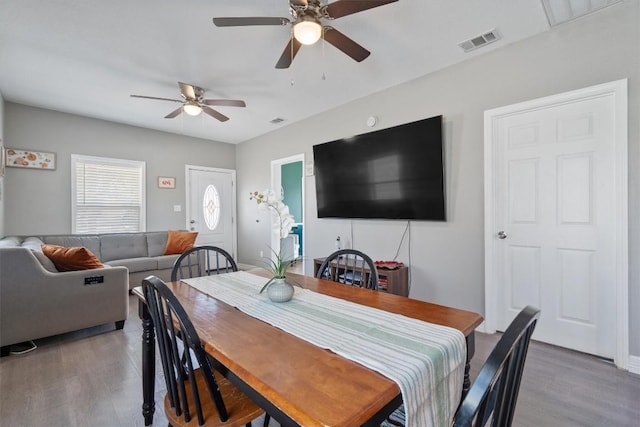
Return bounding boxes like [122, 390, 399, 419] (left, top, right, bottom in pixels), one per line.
[259, 277, 275, 294]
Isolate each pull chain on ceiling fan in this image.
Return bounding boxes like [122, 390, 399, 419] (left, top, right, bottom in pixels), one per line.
[212, 0, 399, 69]
[130, 82, 246, 122]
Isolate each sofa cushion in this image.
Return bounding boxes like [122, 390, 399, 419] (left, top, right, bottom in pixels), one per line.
[0, 236, 22, 247]
[157, 254, 180, 270]
[146, 231, 169, 257]
[21, 236, 44, 250]
[105, 257, 158, 273]
[100, 233, 148, 262]
[32, 250, 59, 273]
[43, 236, 102, 260]
[163, 230, 198, 255]
[21, 237, 58, 272]
[41, 244, 104, 272]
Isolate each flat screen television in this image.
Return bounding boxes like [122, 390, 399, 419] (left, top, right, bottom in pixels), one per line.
[313, 115, 445, 220]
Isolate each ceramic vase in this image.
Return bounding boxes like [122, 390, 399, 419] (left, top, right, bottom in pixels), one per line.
[267, 278, 294, 303]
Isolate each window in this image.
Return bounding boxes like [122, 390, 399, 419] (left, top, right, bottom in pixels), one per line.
[203, 184, 221, 230]
[72, 154, 146, 234]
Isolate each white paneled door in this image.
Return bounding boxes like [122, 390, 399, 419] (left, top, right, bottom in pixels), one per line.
[186, 166, 236, 258]
[485, 80, 627, 363]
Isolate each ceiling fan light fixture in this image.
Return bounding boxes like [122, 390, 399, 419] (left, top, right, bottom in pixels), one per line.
[293, 16, 322, 45]
[183, 102, 202, 116]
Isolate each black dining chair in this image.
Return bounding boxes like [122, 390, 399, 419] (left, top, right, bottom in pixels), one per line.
[316, 249, 379, 290]
[142, 275, 267, 427]
[171, 245, 238, 281]
[382, 305, 540, 427]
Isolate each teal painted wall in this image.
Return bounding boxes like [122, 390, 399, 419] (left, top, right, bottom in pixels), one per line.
[281, 161, 302, 223]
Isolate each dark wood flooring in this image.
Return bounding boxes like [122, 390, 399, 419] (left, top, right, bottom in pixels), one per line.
[1, 294, 638, 426]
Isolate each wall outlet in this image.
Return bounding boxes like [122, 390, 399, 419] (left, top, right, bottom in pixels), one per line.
[173, 205, 181, 212]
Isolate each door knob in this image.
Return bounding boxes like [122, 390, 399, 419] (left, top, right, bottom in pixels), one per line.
[190, 220, 196, 224]
[497, 231, 507, 240]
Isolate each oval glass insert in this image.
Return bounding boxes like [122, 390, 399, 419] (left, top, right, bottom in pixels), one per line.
[203, 184, 221, 231]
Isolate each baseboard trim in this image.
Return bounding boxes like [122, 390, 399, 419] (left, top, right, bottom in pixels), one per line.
[628, 355, 640, 375]
[475, 321, 489, 334]
[236, 263, 259, 271]
[474, 322, 640, 374]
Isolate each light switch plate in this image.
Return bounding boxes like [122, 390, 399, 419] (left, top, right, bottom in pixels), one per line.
[173, 205, 181, 212]
[305, 162, 314, 176]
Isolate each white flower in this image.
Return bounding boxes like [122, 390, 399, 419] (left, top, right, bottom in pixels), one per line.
[250, 190, 294, 239]
[250, 189, 296, 280]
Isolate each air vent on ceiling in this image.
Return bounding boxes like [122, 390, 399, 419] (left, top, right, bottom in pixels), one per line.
[541, 0, 622, 27]
[270, 117, 285, 124]
[458, 29, 501, 53]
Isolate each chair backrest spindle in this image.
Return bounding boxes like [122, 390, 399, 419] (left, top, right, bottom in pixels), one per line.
[453, 305, 540, 427]
[171, 245, 238, 282]
[142, 276, 230, 424]
[317, 249, 379, 290]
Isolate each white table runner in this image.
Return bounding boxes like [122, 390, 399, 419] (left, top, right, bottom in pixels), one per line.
[183, 271, 466, 427]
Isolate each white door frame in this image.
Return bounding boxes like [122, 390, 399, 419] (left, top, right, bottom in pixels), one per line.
[270, 154, 305, 262]
[185, 164, 238, 259]
[484, 79, 628, 369]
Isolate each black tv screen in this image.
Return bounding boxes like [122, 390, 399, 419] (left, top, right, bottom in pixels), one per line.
[313, 115, 445, 220]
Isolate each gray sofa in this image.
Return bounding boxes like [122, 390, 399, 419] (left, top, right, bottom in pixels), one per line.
[0, 231, 181, 355]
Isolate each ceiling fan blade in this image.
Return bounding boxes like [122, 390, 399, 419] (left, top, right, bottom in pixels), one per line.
[164, 107, 183, 119]
[202, 106, 229, 122]
[204, 99, 246, 107]
[130, 95, 182, 103]
[323, 27, 370, 62]
[324, 0, 398, 19]
[213, 17, 290, 27]
[178, 82, 197, 100]
[275, 37, 302, 69]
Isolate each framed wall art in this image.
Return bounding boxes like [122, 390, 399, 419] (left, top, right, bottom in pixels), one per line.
[5, 148, 56, 170]
[158, 176, 176, 189]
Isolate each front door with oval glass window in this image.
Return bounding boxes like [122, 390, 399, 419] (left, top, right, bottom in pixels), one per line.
[186, 166, 236, 258]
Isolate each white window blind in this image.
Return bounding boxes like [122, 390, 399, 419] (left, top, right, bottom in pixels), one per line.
[72, 155, 146, 234]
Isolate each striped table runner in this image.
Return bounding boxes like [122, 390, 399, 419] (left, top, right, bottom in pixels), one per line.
[184, 272, 466, 427]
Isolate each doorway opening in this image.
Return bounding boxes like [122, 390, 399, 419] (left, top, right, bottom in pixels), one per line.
[271, 154, 305, 274]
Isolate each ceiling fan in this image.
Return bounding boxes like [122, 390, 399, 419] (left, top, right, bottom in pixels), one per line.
[212, 0, 399, 69]
[130, 82, 246, 122]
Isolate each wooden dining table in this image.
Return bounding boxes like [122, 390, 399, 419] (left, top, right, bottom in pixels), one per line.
[133, 269, 483, 427]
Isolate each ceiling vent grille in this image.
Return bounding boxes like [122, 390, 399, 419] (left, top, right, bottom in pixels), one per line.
[269, 117, 285, 124]
[458, 29, 501, 53]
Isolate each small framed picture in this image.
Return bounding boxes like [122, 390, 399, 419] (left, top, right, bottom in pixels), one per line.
[5, 148, 56, 170]
[158, 176, 176, 189]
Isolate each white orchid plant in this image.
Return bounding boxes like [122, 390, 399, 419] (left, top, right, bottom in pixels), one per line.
[250, 190, 296, 290]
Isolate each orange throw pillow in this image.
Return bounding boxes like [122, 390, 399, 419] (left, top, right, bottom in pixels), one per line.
[41, 244, 104, 272]
[163, 230, 198, 255]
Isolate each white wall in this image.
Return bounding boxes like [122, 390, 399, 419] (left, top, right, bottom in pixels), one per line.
[236, 2, 640, 355]
[4, 103, 236, 235]
[0, 91, 5, 238]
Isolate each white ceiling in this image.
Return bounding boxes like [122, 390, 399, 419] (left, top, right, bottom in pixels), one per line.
[0, 1, 611, 144]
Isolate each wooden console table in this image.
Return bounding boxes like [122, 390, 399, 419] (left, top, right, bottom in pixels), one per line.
[313, 257, 409, 297]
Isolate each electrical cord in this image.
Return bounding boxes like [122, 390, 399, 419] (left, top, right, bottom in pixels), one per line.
[407, 222, 412, 293]
[350, 220, 354, 249]
[391, 221, 412, 294]
[392, 221, 410, 261]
